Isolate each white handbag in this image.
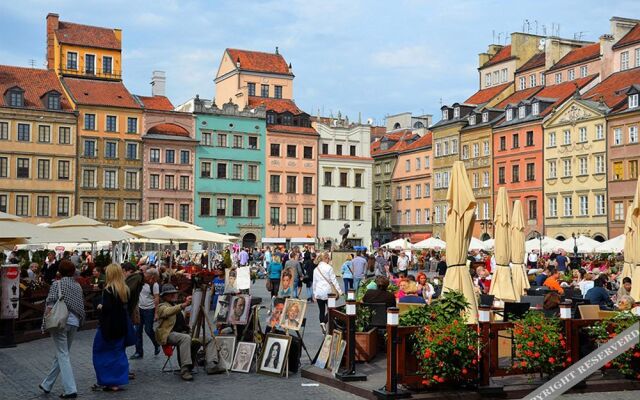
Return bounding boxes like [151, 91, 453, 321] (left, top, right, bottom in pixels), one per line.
[44, 282, 69, 331]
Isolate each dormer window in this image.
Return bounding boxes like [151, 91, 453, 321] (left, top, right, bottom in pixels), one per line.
[532, 102, 540, 116]
[629, 94, 639, 109]
[469, 114, 476, 125]
[518, 106, 526, 119]
[7, 87, 24, 107]
[506, 108, 513, 121]
[453, 107, 460, 118]
[46, 92, 61, 110]
[482, 112, 489, 123]
[442, 109, 449, 120]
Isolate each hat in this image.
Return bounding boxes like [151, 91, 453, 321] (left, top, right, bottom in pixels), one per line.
[160, 284, 178, 296]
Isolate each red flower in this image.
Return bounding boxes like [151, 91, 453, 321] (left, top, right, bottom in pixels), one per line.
[527, 341, 534, 347]
[548, 357, 556, 364]
[534, 352, 540, 358]
[424, 349, 432, 358]
[567, 357, 572, 363]
[462, 368, 468, 375]
[633, 352, 640, 358]
[604, 362, 612, 369]
[521, 361, 527, 367]
[436, 376, 445, 383]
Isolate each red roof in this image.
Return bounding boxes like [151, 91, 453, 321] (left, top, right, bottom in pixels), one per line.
[56, 21, 121, 50]
[403, 132, 433, 151]
[248, 96, 304, 114]
[482, 45, 513, 68]
[319, 154, 374, 161]
[613, 23, 640, 50]
[371, 131, 418, 156]
[516, 52, 546, 73]
[548, 43, 600, 71]
[535, 74, 599, 116]
[465, 82, 512, 105]
[63, 77, 140, 109]
[226, 49, 291, 75]
[267, 124, 317, 135]
[137, 95, 174, 111]
[495, 86, 543, 109]
[0, 65, 73, 111]
[582, 67, 640, 111]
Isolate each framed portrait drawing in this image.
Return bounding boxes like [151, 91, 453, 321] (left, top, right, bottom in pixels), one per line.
[214, 335, 236, 370]
[279, 298, 306, 331]
[257, 333, 292, 377]
[224, 268, 239, 294]
[231, 342, 256, 373]
[227, 294, 251, 325]
[213, 295, 231, 323]
[277, 267, 295, 298]
[331, 340, 347, 375]
[326, 329, 342, 370]
[266, 298, 286, 331]
[314, 334, 333, 369]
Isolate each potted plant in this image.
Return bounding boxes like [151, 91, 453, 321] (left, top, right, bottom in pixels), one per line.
[589, 312, 640, 380]
[355, 304, 377, 362]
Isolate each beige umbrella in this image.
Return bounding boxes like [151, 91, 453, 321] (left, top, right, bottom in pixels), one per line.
[619, 208, 636, 282]
[0, 211, 48, 244]
[489, 187, 516, 302]
[34, 215, 133, 242]
[629, 177, 640, 300]
[510, 200, 530, 300]
[442, 161, 479, 324]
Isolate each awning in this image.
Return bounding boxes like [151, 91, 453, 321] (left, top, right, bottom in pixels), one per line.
[290, 237, 316, 244]
[261, 237, 286, 244]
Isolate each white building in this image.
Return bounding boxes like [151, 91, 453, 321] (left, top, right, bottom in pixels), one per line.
[313, 117, 373, 249]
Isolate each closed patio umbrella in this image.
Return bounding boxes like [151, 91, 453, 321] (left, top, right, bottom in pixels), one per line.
[442, 161, 479, 324]
[489, 187, 516, 302]
[628, 177, 640, 300]
[619, 209, 636, 282]
[510, 200, 529, 300]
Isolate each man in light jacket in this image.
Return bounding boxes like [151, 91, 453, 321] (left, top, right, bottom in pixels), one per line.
[155, 285, 194, 381]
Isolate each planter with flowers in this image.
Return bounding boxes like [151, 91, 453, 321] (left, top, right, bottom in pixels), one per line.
[589, 313, 640, 380]
[509, 312, 568, 377]
[355, 303, 378, 362]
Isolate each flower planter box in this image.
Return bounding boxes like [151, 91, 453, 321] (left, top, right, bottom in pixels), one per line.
[355, 328, 378, 362]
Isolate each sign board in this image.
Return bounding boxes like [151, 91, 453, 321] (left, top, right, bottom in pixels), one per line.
[1, 264, 20, 319]
[523, 322, 639, 400]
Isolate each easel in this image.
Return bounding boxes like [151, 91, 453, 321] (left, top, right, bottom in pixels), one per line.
[191, 283, 216, 373]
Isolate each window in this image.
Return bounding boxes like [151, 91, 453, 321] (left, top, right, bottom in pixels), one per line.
[395, 186, 402, 200]
[150, 174, 159, 189]
[37, 159, 50, 179]
[45, 93, 61, 110]
[548, 131, 556, 147]
[36, 196, 49, 217]
[595, 194, 605, 215]
[596, 124, 604, 140]
[453, 107, 460, 118]
[248, 200, 258, 218]
[540, 73, 545, 85]
[0, 157, 6, 178]
[216, 199, 226, 216]
[336, 144, 342, 155]
[84, 114, 96, 130]
[202, 132, 212, 146]
[405, 159, 411, 171]
[621, 51, 630, 71]
[415, 184, 422, 198]
[104, 170, 117, 189]
[274, 85, 283, 99]
[526, 163, 535, 181]
[180, 150, 190, 164]
[303, 146, 313, 159]
[614, 202, 625, 221]
[103, 56, 113, 74]
[82, 169, 96, 188]
[126, 142, 138, 159]
[200, 198, 210, 216]
[595, 155, 605, 174]
[396, 211, 402, 225]
[568, 69, 575, 81]
[217, 133, 227, 147]
[261, 84, 269, 97]
[637, 49, 640, 67]
[8, 89, 24, 107]
[38, 125, 51, 143]
[415, 209, 421, 225]
[340, 172, 348, 187]
[549, 197, 557, 217]
[83, 201, 96, 219]
[105, 141, 117, 159]
[461, 145, 469, 160]
[579, 157, 588, 175]
[355, 173, 362, 188]
[85, 54, 95, 74]
[498, 166, 505, 184]
[201, 161, 211, 178]
[321, 143, 329, 155]
[350, 145, 357, 157]
[483, 202, 489, 219]
[532, 102, 539, 116]
[233, 135, 243, 148]
[303, 207, 312, 224]
[324, 171, 332, 186]
[631, 160, 638, 179]
[630, 126, 638, 143]
[482, 112, 489, 123]
[530, 74, 536, 87]
[232, 164, 243, 179]
[555, 73, 562, 84]
[303, 176, 312, 194]
[469, 114, 476, 125]
[339, 205, 347, 220]
[513, 133, 519, 148]
[563, 159, 572, 177]
[57, 196, 70, 217]
[248, 165, 258, 181]
[286, 176, 297, 193]
[17, 123, 30, 141]
[499, 136, 506, 151]
[519, 76, 526, 90]
[248, 82, 256, 96]
[425, 183, 431, 197]
[549, 160, 557, 178]
[580, 65, 588, 77]
[125, 171, 138, 189]
[106, 115, 117, 132]
[248, 136, 258, 149]
[525, 131, 534, 147]
[16, 158, 29, 178]
[179, 204, 189, 222]
[270, 143, 280, 156]
[405, 186, 411, 200]
[57, 160, 70, 180]
[353, 205, 362, 220]
[525, 199, 536, 220]
[66, 52, 78, 70]
[287, 207, 297, 225]
[217, 163, 227, 179]
[127, 117, 137, 133]
[579, 195, 588, 216]
[434, 207, 441, 224]
[15, 195, 28, 216]
[451, 138, 458, 154]
[270, 175, 280, 192]
[405, 210, 411, 224]
[485, 73, 491, 87]
[501, 68, 507, 82]
[578, 127, 587, 143]
[563, 196, 573, 216]
[518, 106, 525, 119]
[614, 128, 623, 145]
[125, 202, 139, 220]
[483, 141, 490, 156]
[425, 156, 430, 168]
[83, 139, 96, 157]
[233, 199, 242, 217]
[163, 203, 174, 218]
[482, 172, 489, 187]
[0, 122, 7, 140]
[512, 164, 520, 182]
[323, 204, 331, 220]
[473, 143, 479, 158]
[563, 130, 571, 145]
[473, 173, 479, 188]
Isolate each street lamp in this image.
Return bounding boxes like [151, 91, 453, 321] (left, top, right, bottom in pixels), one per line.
[479, 219, 493, 240]
[271, 219, 287, 238]
[531, 230, 542, 255]
[571, 232, 578, 256]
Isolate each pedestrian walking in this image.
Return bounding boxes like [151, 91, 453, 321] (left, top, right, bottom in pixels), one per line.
[267, 255, 283, 297]
[351, 251, 367, 292]
[312, 251, 343, 330]
[131, 268, 160, 359]
[341, 255, 354, 292]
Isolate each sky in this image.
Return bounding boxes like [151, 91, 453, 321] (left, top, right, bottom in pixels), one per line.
[1, 0, 640, 126]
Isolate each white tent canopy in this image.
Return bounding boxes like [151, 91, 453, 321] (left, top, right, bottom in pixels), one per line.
[0, 211, 49, 245]
[381, 238, 413, 250]
[413, 237, 446, 250]
[595, 235, 625, 253]
[557, 235, 601, 253]
[128, 217, 234, 244]
[525, 236, 563, 253]
[28, 215, 133, 243]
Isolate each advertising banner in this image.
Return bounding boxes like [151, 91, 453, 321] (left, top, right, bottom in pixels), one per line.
[1, 264, 20, 319]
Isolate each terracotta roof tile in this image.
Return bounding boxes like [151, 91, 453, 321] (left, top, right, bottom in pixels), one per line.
[582, 67, 640, 110]
[146, 123, 190, 137]
[403, 132, 433, 151]
[465, 82, 512, 105]
[536, 74, 599, 116]
[481, 45, 514, 68]
[267, 124, 317, 135]
[56, 21, 121, 50]
[136, 95, 174, 111]
[62, 77, 140, 109]
[516, 52, 546, 73]
[495, 86, 543, 109]
[226, 48, 291, 75]
[248, 96, 303, 114]
[0, 65, 73, 111]
[613, 23, 640, 50]
[548, 43, 600, 71]
[371, 131, 418, 156]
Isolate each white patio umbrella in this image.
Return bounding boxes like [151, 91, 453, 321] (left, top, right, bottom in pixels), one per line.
[595, 235, 625, 254]
[557, 235, 600, 254]
[468, 237, 487, 251]
[413, 237, 446, 250]
[0, 211, 49, 245]
[525, 236, 563, 253]
[381, 238, 413, 250]
[483, 238, 495, 250]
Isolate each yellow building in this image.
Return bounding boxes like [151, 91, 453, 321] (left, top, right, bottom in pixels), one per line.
[542, 99, 609, 241]
[0, 65, 77, 223]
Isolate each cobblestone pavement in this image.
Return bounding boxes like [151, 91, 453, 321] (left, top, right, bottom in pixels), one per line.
[1, 280, 638, 400]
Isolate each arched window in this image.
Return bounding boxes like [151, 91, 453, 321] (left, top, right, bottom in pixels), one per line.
[413, 121, 424, 129]
[393, 122, 401, 129]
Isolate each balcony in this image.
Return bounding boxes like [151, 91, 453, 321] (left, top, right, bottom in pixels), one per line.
[59, 67, 122, 81]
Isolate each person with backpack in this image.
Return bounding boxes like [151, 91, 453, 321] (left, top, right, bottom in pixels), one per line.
[130, 268, 160, 359]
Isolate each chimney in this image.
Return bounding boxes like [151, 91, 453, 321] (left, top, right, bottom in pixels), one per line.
[46, 13, 59, 70]
[150, 71, 166, 97]
[236, 57, 241, 68]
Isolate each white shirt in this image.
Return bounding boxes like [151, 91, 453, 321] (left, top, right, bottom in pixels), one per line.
[528, 253, 538, 263]
[312, 262, 343, 300]
[139, 282, 159, 310]
[397, 256, 409, 272]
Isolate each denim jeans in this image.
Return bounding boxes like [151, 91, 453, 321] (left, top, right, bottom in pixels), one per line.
[41, 325, 78, 395]
[343, 278, 353, 292]
[353, 278, 362, 293]
[135, 307, 159, 356]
